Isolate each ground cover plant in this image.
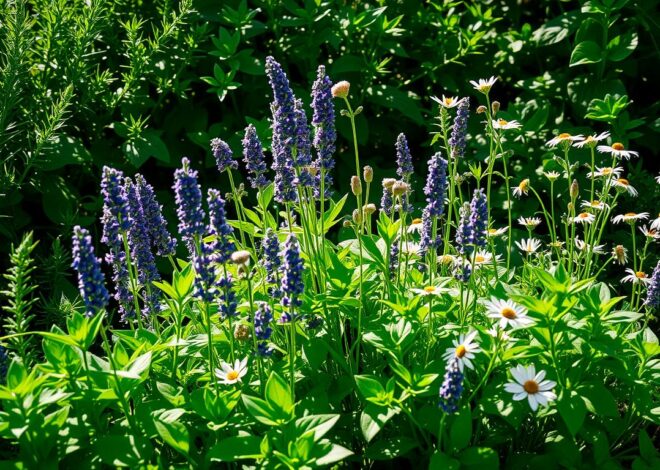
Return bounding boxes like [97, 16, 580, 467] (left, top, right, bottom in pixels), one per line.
[0, 52, 659, 468]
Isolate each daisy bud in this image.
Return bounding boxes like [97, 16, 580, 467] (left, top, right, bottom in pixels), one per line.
[568, 202, 574, 211]
[231, 250, 251, 267]
[234, 323, 251, 341]
[491, 101, 500, 114]
[331, 81, 350, 99]
[352, 209, 362, 224]
[477, 105, 487, 114]
[382, 178, 397, 191]
[351, 175, 362, 196]
[392, 181, 410, 197]
[363, 165, 373, 183]
[342, 220, 352, 228]
[363, 203, 377, 216]
[570, 179, 579, 199]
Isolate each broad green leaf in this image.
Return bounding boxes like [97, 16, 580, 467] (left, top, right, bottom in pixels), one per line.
[207, 435, 264, 462]
[607, 31, 638, 62]
[360, 405, 397, 443]
[154, 417, 189, 457]
[570, 41, 602, 66]
[557, 391, 587, 436]
[95, 435, 153, 467]
[450, 407, 472, 451]
[459, 447, 499, 469]
[265, 371, 294, 415]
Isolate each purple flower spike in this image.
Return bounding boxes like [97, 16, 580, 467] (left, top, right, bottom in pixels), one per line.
[211, 138, 238, 173]
[311, 65, 336, 198]
[242, 125, 269, 189]
[72, 226, 109, 317]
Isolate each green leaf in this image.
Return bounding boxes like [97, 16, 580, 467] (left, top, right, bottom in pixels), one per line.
[430, 451, 460, 470]
[95, 435, 153, 467]
[154, 416, 189, 457]
[450, 407, 472, 451]
[265, 371, 294, 414]
[607, 31, 638, 62]
[579, 383, 618, 417]
[207, 435, 264, 462]
[570, 41, 602, 66]
[459, 447, 499, 469]
[558, 391, 587, 436]
[316, 443, 353, 466]
[355, 375, 385, 399]
[360, 405, 397, 443]
[242, 395, 280, 426]
[296, 414, 340, 441]
[364, 436, 417, 460]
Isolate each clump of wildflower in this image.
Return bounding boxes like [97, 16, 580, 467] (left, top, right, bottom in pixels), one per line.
[193, 241, 216, 303]
[455, 202, 473, 255]
[395, 133, 414, 181]
[469, 189, 488, 248]
[505, 365, 556, 412]
[242, 125, 269, 189]
[173, 158, 206, 251]
[424, 152, 448, 218]
[211, 138, 238, 173]
[380, 178, 396, 216]
[293, 98, 314, 187]
[215, 358, 248, 385]
[254, 302, 273, 356]
[452, 259, 472, 282]
[644, 260, 660, 308]
[470, 76, 497, 94]
[262, 229, 282, 298]
[312, 65, 336, 198]
[281, 234, 304, 309]
[389, 243, 399, 279]
[448, 98, 469, 159]
[331, 80, 350, 98]
[438, 356, 464, 414]
[207, 189, 235, 264]
[218, 273, 238, 319]
[612, 245, 628, 265]
[135, 174, 176, 257]
[72, 226, 110, 316]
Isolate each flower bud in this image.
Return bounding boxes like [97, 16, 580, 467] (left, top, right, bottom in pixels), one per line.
[351, 175, 362, 196]
[477, 105, 487, 114]
[491, 101, 500, 114]
[382, 178, 397, 191]
[391, 180, 410, 197]
[305, 165, 319, 177]
[363, 165, 373, 183]
[352, 209, 362, 224]
[570, 179, 579, 199]
[342, 219, 352, 228]
[331, 81, 350, 99]
[234, 323, 251, 341]
[231, 250, 251, 267]
[363, 203, 377, 216]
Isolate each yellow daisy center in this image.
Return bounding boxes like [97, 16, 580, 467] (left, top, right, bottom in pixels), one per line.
[475, 255, 485, 263]
[602, 168, 612, 175]
[444, 97, 453, 105]
[558, 133, 571, 139]
[612, 142, 625, 151]
[226, 370, 239, 381]
[455, 345, 467, 358]
[501, 307, 517, 319]
[424, 286, 436, 293]
[523, 380, 539, 394]
[617, 178, 629, 185]
[519, 180, 529, 191]
[498, 119, 508, 126]
[636, 271, 647, 278]
[578, 212, 590, 218]
[624, 212, 636, 217]
[412, 218, 423, 225]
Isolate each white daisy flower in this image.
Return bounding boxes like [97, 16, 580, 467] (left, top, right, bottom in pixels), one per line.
[472, 249, 497, 265]
[487, 227, 507, 237]
[407, 218, 424, 234]
[639, 225, 660, 240]
[548, 241, 565, 250]
[411, 285, 445, 297]
[574, 238, 605, 254]
[597, 142, 639, 160]
[611, 212, 649, 224]
[432, 95, 461, 109]
[504, 365, 557, 412]
[572, 212, 596, 224]
[611, 177, 638, 196]
[612, 245, 628, 265]
[492, 118, 521, 130]
[484, 298, 534, 330]
[442, 331, 481, 372]
[580, 200, 608, 211]
[621, 268, 650, 285]
[400, 241, 422, 257]
[512, 179, 530, 198]
[650, 213, 660, 231]
[656, 174, 660, 185]
[215, 357, 248, 385]
[470, 76, 497, 94]
[515, 238, 542, 255]
[546, 133, 584, 148]
[588, 166, 623, 179]
[437, 254, 457, 266]
[573, 131, 611, 148]
[486, 326, 515, 342]
[543, 171, 561, 182]
[517, 216, 542, 229]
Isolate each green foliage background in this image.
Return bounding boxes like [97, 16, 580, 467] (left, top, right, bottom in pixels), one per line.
[1, 0, 659, 309]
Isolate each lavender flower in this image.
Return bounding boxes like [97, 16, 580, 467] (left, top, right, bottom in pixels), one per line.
[281, 233, 304, 310]
[242, 125, 269, 189]
[396, 133, 414, 181]
[294, 98, 314, 187]
[0, 346, 8, 385]
[173, 157, 206, 252]
[311, 65, 336, 198]
[218, 273, 237, 319]
[381, 188, 394, 217]
[135, 174, 176, 257]
[265, 56, 297, 204]
[469, 188, 488, 248]
[207, 189, 235, 264]
[389, 242, 399, 279]
[455, 202, 474, 255]
[254, 302, 273, 356]
[452, 260, 472, 283]
[262, 228, 282, 298]
[211, 138, 238, 173]
[439, 356, 464, 413]
[72, 226, 109, 316]
[424, 152, 448, 218]
[449, 98, 469, 159]
[645, 260, 660, 308]
[419, 207, 439, 260]
[193, 241, 216, 303]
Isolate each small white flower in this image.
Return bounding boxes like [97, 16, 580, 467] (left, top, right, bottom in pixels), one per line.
[412, 285, 445, 297]
[484, 298, 534, 330]
[546, 133, 584, 148]
[512, 179, 530, 198]
[432, 95, 461, 109]
[407, 218, 424, 234]
[580, 200, 608, 211]
[400, 241, 421, 257]
[612, 245, 628, 265]
[492, 118, 521, 130]
[572, 212, 596, 224]
[656, 174, 660, 185]
[574, 238, 605, 254]
[651, 214, 660, 231]
[442, 330, 481, 372]
[573, 131, 610, 148]
[543, 171, 561, 182]
[504, 365, 557, 412]
[486, 326, 515, 342]
[639, 225, 660, 240]
[470, 76, 498, 94]
[471, 249, 497, 265]
[517, 216, 542, 229]
[597, 142, 639, 160]
[621, 268, 650, 285]
[215, 357, 248, 385]
[612, 212, 649, 224]
[611, 177, 638, 196]
[588, 166, 623, 179]
[487, 227, 507, 237]
[515, 238, 542, 255]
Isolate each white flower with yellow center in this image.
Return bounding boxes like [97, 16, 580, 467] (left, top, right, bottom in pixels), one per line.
[443, 331, 481, 371]
[656, 174, 660, 185]
[543, 171, 561, 182]
[487, 227, 507, 237]
[574, 238, 605, 254]
[515, 238, 542, 255]
[611, 177, 638, 196]
[546, 132, 584, 148]
[411, 285, 445, 297]
[484, 298, 534, 329]
[437, 254, 456, 266]
[639, 225, 660, 240]
[572, 212, 596, 224]
[612, 212, 649, 224]
[472, 250, 497, 265]
[580, 200, 608, 211]
[547, 241, 565, 250]
[612, 245, 628, 265]
[432, 95, 461, 109]
[407, 218, 424, 234]
[215, 357, 248, 385]
[650, 213, 660, 231]
[492, 118, 521, 130]
[517, 216, 542, 229]
[504, 365, 556, 412]
[573, 131, 610, 148]
[621, 269, 650, 285]
[597, 142, 639, 160]
[588, 166, 623, 179]
[512, 179, 530, 198]
[470, 76, 498, 94]
[400, 241, 421, 257]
